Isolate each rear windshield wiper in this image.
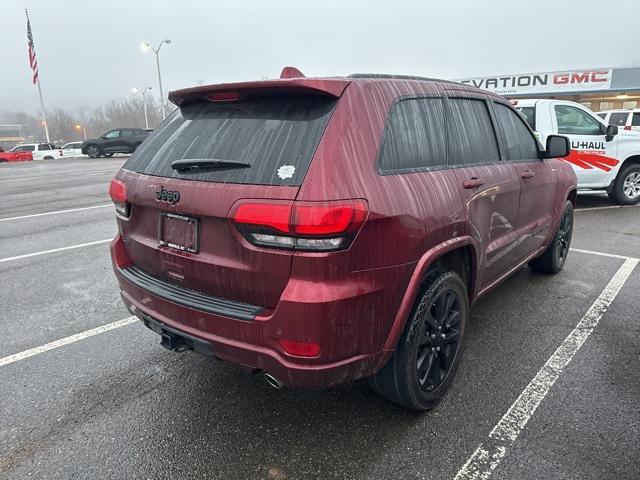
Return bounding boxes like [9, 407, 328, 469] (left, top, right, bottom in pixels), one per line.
[171, 158, 251, 171]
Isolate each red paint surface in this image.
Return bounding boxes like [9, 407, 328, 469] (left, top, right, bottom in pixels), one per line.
[112, 76, 577, 388]
[0, 151, 33, 162]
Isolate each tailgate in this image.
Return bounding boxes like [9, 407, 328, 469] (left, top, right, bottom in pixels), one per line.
[115, 90, 339, 309]
[117, 170, 297, 308]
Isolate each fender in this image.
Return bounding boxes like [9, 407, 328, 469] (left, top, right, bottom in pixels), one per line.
[382, 235, 479, 352]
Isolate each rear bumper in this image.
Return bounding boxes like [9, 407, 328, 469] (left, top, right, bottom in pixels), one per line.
[120, 287, 387, 389]
[111, 240, 409, 389]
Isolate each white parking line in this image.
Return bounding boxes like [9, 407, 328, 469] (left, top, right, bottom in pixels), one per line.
[0, 169, 117, 183]
[0, 239, 111, 264]
[0, 204, 111, 222]
[454, 257, 638, 480]
[575, 204, 639, 212]
[0, 316, 137, 368]
[570, 247, 639, 261]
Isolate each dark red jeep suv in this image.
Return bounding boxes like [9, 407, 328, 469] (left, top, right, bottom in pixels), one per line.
[110, 68, 577, 410]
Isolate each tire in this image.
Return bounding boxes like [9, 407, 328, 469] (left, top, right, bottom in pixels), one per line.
[44, 156, 54, 160]
[86, 145, 101, 159]
[369, 270, 469, 411]
[104, 153, 114, 158]
[528, 200, 573, 274]
[609, 164, 640, 205]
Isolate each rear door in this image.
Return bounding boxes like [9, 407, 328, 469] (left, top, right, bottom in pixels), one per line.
[120, 129, 137, 152]
[118, 93, 338, 308]
[492, 101, 557, 258]
[446, 96, 521, 290]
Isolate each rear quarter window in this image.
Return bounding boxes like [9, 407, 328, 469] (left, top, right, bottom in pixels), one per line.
[124, 94, 337, 186]
[378, 97, 447, 172]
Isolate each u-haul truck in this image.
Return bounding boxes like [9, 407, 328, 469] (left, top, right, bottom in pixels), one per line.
[513, 99, 640, 205]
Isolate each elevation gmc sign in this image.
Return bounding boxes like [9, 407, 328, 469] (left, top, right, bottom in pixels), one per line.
[457, 69, 613, 96]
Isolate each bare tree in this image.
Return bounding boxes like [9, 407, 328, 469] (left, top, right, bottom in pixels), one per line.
[0, 94, 165, 147]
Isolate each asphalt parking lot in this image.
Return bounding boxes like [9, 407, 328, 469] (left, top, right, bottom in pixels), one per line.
[1, 157, 638, 480]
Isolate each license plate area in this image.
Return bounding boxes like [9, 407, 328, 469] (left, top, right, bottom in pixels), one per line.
[158, 212, 199, 253]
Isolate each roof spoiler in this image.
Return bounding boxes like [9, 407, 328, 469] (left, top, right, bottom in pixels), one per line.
[169, 67, 350, 107]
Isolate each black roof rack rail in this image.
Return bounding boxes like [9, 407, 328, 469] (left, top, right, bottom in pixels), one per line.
[348, 73, 461, 85]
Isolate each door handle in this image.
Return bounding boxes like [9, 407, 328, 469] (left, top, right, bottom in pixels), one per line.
[463, 177, 485, 189]
[520, 170, 535, 179]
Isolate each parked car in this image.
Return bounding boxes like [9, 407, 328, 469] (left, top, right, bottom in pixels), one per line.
[8, 143, 62, 160]
[82, 128, 149, 158]
[514, 99, 640, 204]
[61, 141, 85, 157]
[0, 146, 33, 162]
[597, 109, 640, 133]
[109, 69, 577, 410]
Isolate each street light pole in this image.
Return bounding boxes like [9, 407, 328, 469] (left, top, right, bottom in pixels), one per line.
[132, 87, 152, 129]
[75, 124, 86, 140]
[143, 39, 171, 119]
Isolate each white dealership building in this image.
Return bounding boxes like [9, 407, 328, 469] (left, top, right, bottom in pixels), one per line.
[457, 66, 640, 112]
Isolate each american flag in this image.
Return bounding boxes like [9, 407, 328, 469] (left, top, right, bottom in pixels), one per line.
[26, 14, 38, 84]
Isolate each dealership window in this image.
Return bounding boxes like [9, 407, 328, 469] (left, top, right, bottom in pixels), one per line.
[599, 101, 615, 110]
[622, 101, 638, 110]
[554, 105, 604, 135]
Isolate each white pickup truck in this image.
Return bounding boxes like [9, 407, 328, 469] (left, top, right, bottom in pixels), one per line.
[513, 99, 640, 204]
[11, 143, 64, 161]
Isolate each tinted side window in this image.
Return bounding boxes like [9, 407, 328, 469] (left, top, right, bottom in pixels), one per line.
[379, 98, 447, 171]
[121, 129, 134, 137]
[596, 112, 607, 120]
[554, 105, 603, 135]
[609, 112, 630, 126]
[632, 113, 640, 127]
[448, 98, 500, 166]
[494, 103, 539, 161]
[105, 130, 120, 139]
[39, 144, 51, 150]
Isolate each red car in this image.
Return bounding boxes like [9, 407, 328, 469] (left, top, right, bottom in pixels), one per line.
[0, 146, 33, 162]
[110, 69, 576, 410]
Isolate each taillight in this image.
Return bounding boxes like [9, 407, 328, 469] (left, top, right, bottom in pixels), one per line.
[230, 199, 368, 251]
[624, 125, 632, 131]
[109, 178, 129, 218]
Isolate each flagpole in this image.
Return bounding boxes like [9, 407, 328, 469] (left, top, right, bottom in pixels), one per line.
[36, 78, 50, 143]
[25, 9, 50, 143]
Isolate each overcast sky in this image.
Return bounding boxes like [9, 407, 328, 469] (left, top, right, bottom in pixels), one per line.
[2, 0, 640, 113]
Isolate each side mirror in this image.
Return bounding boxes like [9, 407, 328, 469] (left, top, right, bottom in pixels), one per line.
[545, 135, 570, 158]
[606, 124, 618, 142]
[101, 136, 107, 140]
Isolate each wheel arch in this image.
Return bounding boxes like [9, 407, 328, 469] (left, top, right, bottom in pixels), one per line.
[621, 154, 640, 169]
[382, 237, 479, 352]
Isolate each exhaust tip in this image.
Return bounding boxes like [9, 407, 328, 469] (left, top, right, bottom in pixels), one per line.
[264, 373, 283, 389]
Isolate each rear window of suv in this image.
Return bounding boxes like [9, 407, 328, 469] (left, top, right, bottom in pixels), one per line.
[609, 112, 630, 126]
[124, 94, 337, 186]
